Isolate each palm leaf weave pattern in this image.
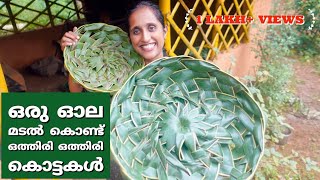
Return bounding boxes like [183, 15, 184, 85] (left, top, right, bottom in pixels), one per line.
[64, 23, 144, 93]
[111, 56, 265, 179]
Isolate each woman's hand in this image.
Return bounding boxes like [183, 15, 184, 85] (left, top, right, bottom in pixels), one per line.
[60, 27, 80, 51]
[61, 27, 83, 92]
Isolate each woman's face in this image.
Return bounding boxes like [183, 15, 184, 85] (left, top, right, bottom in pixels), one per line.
[129, 7, 167, 64]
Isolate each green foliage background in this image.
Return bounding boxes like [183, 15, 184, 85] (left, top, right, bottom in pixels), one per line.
[251, 0, 320, 179]
[0, 0, 83, 36]
[294, 0, 320, 59]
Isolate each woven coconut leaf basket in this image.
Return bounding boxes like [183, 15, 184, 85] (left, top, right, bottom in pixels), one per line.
[111, 56, 265, 179]
[64, 23, 144, 93]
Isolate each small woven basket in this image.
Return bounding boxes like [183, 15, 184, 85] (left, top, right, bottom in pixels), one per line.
[111, 56, 265, 179]
[64, 23, 144, 93]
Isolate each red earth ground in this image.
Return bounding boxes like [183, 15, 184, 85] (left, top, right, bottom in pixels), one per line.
[276, 61, 320, 179]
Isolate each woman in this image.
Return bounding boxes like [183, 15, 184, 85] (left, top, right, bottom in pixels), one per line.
[60, 1, 167, 92]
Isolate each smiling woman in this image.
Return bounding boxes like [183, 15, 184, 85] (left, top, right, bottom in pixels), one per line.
[60, 1, 167, 92]
[128, 1, 167, 65]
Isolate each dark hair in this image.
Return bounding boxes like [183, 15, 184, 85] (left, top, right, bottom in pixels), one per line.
[128, 1, 165, 28]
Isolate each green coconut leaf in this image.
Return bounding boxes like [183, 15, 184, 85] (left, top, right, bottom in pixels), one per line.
[110, 56, 265, 179]
[64, 23, 144, 93]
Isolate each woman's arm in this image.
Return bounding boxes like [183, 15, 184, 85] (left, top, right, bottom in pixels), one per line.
[62, 27, 83, 92]
[68, 75, 83, 92]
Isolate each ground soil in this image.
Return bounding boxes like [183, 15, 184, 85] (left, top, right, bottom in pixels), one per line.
[276, 61, 320, 178]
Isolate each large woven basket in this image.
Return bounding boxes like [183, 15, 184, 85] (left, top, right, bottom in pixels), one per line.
[64, 23, 144, 93]
[110, 56, 265, 179]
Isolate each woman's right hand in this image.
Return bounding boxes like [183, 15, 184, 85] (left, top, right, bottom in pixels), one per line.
[60, 27, 80, 51]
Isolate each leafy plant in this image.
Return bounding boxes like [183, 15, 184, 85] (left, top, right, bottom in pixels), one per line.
[255, 148, 320, 179]
[294, 0, 320, 59]
[255, 58, 295, 110]
[254, 149, 300, 179]
[302, 157, 320, 172]
[246, 82, 293, 143]
[250, 0, 320, 178]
